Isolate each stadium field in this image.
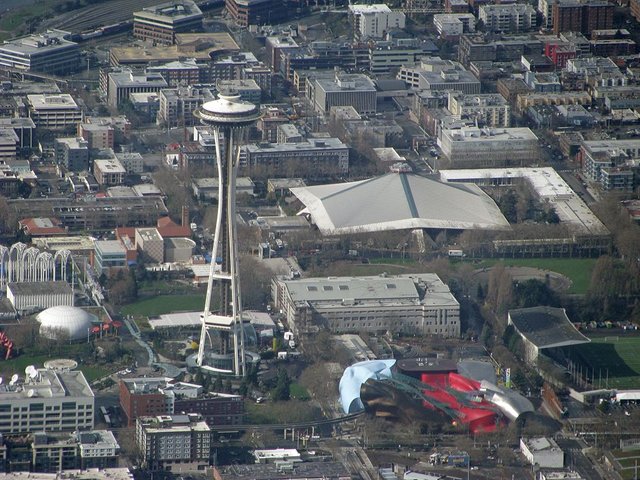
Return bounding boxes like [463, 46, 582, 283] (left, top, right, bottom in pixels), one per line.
[573, 336, 640, 389]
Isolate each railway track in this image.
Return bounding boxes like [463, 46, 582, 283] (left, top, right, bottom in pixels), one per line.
[48, 0, 164, 33]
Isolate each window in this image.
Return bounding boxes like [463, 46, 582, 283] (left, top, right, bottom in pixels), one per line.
[306, 286, 317, 292]
[339, 285, 349, 291]
[323, 286, 333, 291]
[386, 283, 397, 289]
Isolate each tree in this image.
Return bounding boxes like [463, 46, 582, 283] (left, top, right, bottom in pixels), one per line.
[498, 189, 518, 223]
[238, 380, 249, 397]
[214, 374, 223, 392]
[239, 255, 274, 310]
[514, 279, 558, 308]
[271, 368, 291, 401]
[0, 196, 16, 234]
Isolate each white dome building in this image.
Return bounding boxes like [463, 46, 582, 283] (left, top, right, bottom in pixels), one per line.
[36, 306, 98, 341]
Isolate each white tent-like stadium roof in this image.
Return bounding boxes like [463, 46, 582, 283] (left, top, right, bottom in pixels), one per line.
[291, 172, 510, 235]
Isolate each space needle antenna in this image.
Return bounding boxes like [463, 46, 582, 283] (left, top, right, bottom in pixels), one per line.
[193, 94, 260, 377]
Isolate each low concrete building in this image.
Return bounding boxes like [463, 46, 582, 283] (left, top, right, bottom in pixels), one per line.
[241, 138, 349, 176]
[136, 228, 164, 264]
[164, 237, 195, 263]
[438, 126, 538, 168]
[115, 152, 144, 175]
[27, 94, 81, 129]
[267, 178, 306, 196]
[192, 177, 255, 201]
[520, 437, 564, 468]
[93, 158, 126, 186]
[272, 273, 460, 337]
[217, 79, 261, 103]
[94, 240, 128, 273]
[0, 29, 80, 75]
[0, 128, 18, 160]
[308, 72, 377, 115]
[55, 137, 89, 172]
[6, 281, 73, 312]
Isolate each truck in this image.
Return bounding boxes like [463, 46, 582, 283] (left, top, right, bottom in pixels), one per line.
[447, 249, 465, 258]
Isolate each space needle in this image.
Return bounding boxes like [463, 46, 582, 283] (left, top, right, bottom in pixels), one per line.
[193, 94, 260, 377]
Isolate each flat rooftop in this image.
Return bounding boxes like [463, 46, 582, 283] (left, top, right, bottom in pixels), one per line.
[27, 94, 78, 110]
[0, 368, 92, 399]
[522, 436, 562, 452]
[94, 158, 126, 174]
[111, 33, 238, 64]
[0, 30, 77, 56]
[439, 167, 609, 236]
[509, 306, 590, 350]
[148, 310, 268, 330]
[135, 0, 203, 22]
[139, 414, 210, 433]
[137, 227, 162, 241]
[349, 4, 393, 13]
[214, 461, 349, 480]
[268, 178, 306, 189]
[7, 281, 72, 296]
[95, 240, 126, 255]
[315, 74, 376, 93]
[56, 137, 87, 149]
[279, 273, 458, 309]
[245, 138, 347, 153]
[3, 468, 133, 480]
[444, 127, 537, 142]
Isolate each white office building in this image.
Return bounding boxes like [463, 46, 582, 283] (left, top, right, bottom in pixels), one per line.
[479, 4, 537, 33]
[0, 366, 94, 434]
[308, 72, 377, 115]
[349, 4, 406, 39]
[0, 30, 79, 75]
[433, 14, 476, 38]
[448, 92, 511, 127]
[439, 126, 538, 168]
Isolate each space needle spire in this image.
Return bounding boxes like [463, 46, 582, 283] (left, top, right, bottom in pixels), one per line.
[194, 94, 259, 377]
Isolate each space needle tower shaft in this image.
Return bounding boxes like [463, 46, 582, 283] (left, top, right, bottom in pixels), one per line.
[194, 95, 259, 377]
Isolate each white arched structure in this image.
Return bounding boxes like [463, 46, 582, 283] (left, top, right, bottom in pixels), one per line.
[8, 242, 27, 283]
[1, 243, 74, 290]
[54, 250, 72, 282]
[35, 252, 54, 282]
[24, 247, 40, 282]
[0, 245, 8, 288]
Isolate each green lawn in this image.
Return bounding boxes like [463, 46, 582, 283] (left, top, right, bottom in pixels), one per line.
[290, 383, 310, 401]
[0, 2, 51, 32]
[574, 336, 640, 389]
[120, 294, 206, 317]
[0, 355, 110, 382]
[245, 400, 323, 425]
[469, 258, 596, 294]
[369, 258, 418, 266]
